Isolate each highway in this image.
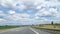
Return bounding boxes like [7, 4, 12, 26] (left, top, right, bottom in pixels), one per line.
[0, 27, 53, 34]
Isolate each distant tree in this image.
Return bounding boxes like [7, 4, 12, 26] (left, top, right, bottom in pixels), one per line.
[32, 24, 34, 26]
[5, 25, 9, 26]
[51, 21, 53, 25]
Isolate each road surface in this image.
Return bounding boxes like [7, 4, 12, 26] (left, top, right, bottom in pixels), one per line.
[0, 27, 53, 34]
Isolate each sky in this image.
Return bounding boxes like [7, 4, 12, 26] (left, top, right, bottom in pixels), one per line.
[0, 0, 60, 25]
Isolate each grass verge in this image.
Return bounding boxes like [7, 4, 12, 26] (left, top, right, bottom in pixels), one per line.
[0, 26, 20, 29]
[33, 24, 60, 34]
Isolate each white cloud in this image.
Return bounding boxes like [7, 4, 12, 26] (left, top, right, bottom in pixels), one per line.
[35, 5, 60, 22]
[0, 10, 6, 17]
[8, 10, 16, 14]
[34, 16, 48, 21]
[0, 10, 31, 25]
[0, 11, 4, 14]
[0, 0, 60, 11]
[35, 10, 51, 17]
[35, 7, 59, 17]
[18, 5, 26, 10]
[55, 13, 60, 17]
[34, 16, 39, 19]
[0, 18, 7, 25]
[6, 12, 30, 21]
[0, 18, 6, 21]
[0, 0, 26, 10]
[0, 0, 60, 25]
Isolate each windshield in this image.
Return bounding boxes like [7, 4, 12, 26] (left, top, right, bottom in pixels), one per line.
[0, 0, 60, 34]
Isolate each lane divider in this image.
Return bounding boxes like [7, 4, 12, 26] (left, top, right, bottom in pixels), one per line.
[30, 28, 39, 34]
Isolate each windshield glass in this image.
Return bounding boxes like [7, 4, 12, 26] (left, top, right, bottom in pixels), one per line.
[0, 0, 60, 34]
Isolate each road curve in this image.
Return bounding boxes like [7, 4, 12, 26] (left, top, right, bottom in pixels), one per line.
[0, 27, 53, 34]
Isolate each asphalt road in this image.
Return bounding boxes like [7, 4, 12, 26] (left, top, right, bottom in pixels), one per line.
[0, 27, 53, 34]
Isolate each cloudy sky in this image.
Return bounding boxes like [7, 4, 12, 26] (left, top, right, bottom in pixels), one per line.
[0, 0, 60, 25]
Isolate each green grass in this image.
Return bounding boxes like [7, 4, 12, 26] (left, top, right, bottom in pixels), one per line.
[39, 24, 60, 27]
[56, 32, 60, 34]
[0, 26, 20, 29]
[39, 24, 60, 26]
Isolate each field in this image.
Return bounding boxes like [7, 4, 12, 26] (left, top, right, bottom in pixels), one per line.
[0, 26, 20, 29]
[34, 24, 60, 29]
[33, 24, 60, 34]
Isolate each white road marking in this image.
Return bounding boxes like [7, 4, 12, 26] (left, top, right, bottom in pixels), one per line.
[30, 28, 39, 34]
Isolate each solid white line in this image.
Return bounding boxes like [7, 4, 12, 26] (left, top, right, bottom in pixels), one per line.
[30, 28, 39, 34]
